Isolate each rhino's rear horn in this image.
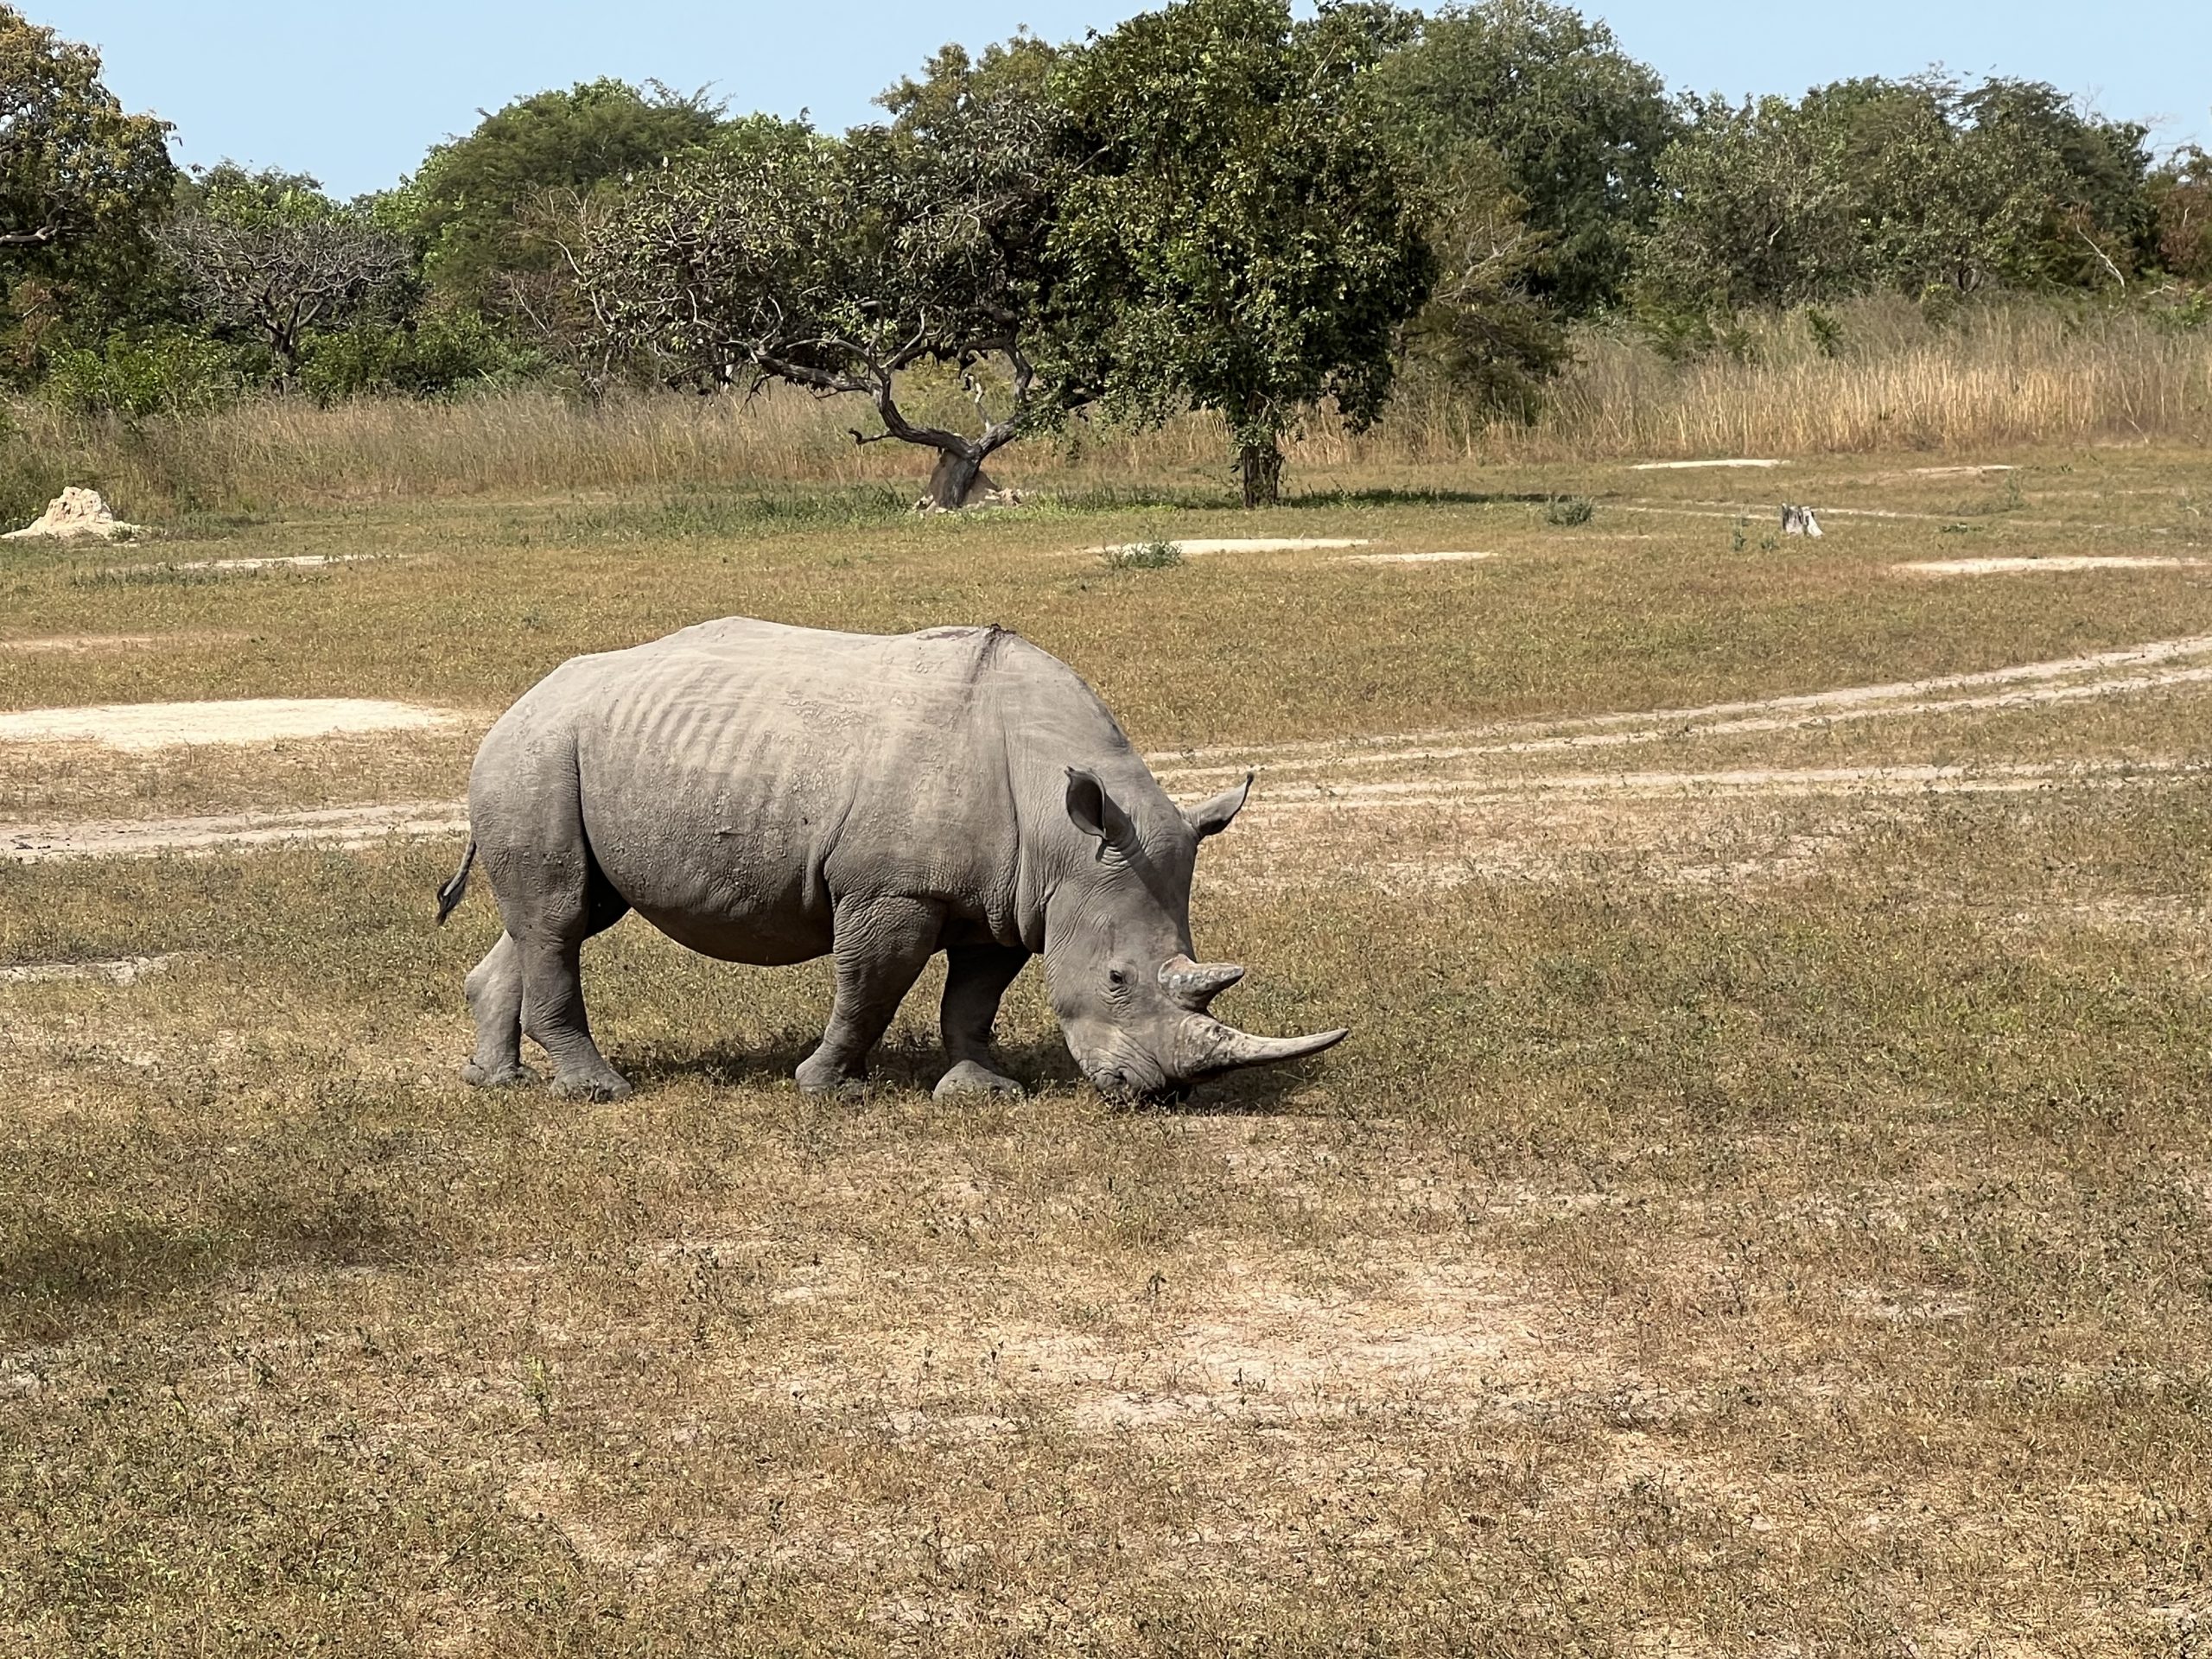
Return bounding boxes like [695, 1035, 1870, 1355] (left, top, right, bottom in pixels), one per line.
[1160, 954, 1245, 1011]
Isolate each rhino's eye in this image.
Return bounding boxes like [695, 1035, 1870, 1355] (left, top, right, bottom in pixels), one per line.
[1108, 969, 1128, 988]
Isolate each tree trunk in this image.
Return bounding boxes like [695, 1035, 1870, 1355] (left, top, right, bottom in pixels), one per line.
[1238, 435, 1283, 509]
[918, 447, 1000, 512]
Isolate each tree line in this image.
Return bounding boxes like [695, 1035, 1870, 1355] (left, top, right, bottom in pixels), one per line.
[3, 0, 2207, 505]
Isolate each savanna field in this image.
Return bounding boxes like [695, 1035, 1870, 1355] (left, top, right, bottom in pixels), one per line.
[3, 426, 2212, 1654]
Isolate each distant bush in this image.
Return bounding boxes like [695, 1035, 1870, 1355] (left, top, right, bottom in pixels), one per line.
[40, 329, 241, 419]
[298, 310, 544, 404]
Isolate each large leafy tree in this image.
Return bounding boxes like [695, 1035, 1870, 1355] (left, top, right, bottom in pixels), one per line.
[1052, 0, 1434, 506]
[1375, 0, 1676, 317]
[0, 5, 175, 375]
[578, 39, 1084, 508]
[398, 78, 722, 320]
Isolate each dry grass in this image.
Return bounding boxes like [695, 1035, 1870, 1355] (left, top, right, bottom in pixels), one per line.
[3, 447, 2211, 1653]
[6, 298, 2209, 524]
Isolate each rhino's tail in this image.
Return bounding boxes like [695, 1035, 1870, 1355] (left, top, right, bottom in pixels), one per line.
[435, 838, 477, 925]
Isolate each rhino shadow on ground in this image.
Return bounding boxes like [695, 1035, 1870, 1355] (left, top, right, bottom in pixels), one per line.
[622, 1028, 1324, 1114]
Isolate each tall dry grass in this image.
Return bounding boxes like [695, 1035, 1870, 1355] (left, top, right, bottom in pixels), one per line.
[1420, 296, 2212, 463]
[5, 296, 2208, 518]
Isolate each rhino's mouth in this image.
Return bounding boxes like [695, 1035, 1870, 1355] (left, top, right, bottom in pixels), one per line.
[1087, 1064, 1190, 1109]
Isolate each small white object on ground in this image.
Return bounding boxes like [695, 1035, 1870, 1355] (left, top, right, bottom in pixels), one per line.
[1895, 556, 2202, 578]
[1781, 505, 1822, 537]
[4, 487, 142, 542]
[1630, 459, 1786, 471]
[0, 698, 458, 751]
[1908, 465, 2017, 477]
[1085, 537, 1371, 557]
[0, 955, 177, 985]
[1340, 550, 1495, 565]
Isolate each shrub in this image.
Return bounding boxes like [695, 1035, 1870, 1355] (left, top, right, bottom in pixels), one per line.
[299, 310, 543, 404]
[39, 328, 240, 419]
[1103, 537, 1185, 569]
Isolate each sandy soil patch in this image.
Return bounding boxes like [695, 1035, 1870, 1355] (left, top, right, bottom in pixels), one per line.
[1893, 556, 2203, 577]
[1339, 550, 1493, 565]
[756, 1244, 1578, 1438]
[1086, 537, 1372, 557]
[0, 633, 162, 655]
[159, 553, 390, 573]
[0, 954, 178, 985]
[0, 632, 245, 656]
[1629, 459, 1785, 470]
[3, 799, 468, 862]
[0, 698, 456, 751]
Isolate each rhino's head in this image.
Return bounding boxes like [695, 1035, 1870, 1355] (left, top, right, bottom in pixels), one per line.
[1042, 766, 1347, 1107]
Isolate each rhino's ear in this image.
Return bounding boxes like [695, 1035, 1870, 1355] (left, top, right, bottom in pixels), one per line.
[1065, 767, 1128, 853]
[1184, 772, 1252, 841]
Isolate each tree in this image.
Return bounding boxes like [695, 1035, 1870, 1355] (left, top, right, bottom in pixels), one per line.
[1400, 143, 1568, 417]
[2149, 147, 2212, 283]
[1635, 74, 2158, 322]
[1374, 0, 1677, 316]
[1633, 94, 1864, 318]
[577, 41, 1084, 509]
[0, 6, 175, 375]
[1051, 0, 1434, 506]
[399, 78, 722, 320]
[162, 166, 410, 373]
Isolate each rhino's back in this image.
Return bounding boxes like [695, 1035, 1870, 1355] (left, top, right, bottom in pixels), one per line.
[499, 619, 1037, 962]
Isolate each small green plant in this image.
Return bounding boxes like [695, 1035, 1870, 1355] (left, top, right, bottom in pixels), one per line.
[1804, 306, 1845, 359]
[1544, 495, 1594, 527]
[1103, 537, 1185, 570]
[1730, 518, 1749, 551]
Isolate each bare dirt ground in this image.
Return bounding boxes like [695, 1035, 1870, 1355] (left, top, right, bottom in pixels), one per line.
[0, 698, 456, 750]
[1895, 555, 2204, 576]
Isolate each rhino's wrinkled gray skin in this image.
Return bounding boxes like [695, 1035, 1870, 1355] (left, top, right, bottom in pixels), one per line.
[438, 617, 1346, 1106]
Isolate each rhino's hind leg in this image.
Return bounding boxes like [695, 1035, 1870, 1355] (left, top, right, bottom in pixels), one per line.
[795, 895, 944, 1095]
[935, 944, 1029, 1100]
[519, 931, 633, 1102]
[460, 931, 535, 1088]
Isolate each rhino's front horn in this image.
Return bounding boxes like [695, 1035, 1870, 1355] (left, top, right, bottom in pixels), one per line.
[1160, 954, 1245, 1011]
[1180, 1014, 1349, 1075]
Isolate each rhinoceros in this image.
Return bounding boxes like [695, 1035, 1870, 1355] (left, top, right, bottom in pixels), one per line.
[435, 616, 1345, 1106]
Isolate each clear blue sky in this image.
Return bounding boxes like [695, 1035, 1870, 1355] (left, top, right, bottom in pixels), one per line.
[39, 1, 2212, 199]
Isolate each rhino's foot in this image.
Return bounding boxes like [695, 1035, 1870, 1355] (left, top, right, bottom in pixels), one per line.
[933, 1059, 1025, 1102]
[794, 1050, 867, 1096]
[461, 1060, 541, 1090]
[551, 1069, 633, 1103]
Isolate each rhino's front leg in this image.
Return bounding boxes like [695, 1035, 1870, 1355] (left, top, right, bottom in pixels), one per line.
[935, 944, 1029, 1100]
[795, 895, 944, 1094]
